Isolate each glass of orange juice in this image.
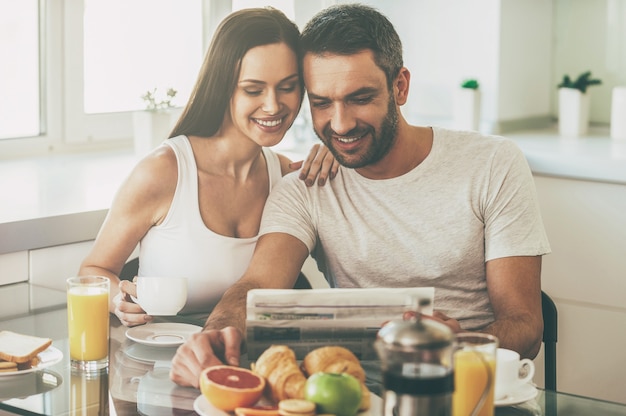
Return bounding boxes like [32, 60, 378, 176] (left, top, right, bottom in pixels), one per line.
[452, 333, 498, 416]
[67, 276, 110, 372]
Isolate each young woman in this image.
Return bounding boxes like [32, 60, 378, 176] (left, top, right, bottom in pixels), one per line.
[78, 7, 337, 327]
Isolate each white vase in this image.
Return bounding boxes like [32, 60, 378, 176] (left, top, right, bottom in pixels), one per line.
[453, 88, 481, 131]
[558, 88, 590, 137]
[132, 109, 181, 156]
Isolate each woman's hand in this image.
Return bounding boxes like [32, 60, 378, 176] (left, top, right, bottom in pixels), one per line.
[290, 143, 340, 186]
[113, 279, 153, 327]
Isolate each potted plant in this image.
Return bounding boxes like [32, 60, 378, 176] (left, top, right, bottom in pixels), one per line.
[133, 87, 181, 156]
[557, 71, 601, 137]
[454, 79, 481, 131]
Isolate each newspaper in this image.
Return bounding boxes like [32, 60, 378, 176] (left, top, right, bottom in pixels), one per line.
[245, 287, 434, 360]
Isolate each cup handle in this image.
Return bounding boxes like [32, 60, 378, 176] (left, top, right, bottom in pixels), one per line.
[518, 358, 535, 384]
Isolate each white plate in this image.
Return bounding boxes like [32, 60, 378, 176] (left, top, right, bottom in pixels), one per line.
[125, 323, 201, 347]
[193, 392, 383, 416]
[193, 395, 230, 416]
[123, 343, 178, 364]
[0, 345, 63, 377]
[495, 383, 539, 407]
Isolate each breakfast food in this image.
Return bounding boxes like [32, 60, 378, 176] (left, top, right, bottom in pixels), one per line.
[302, 346, 370, 411]
[251, 345, 372, 413]
[0, 331, 52, 364]
[200, 365, 266, 411]
[277, 399, 316, 416]
[234, 404, 280, 416]
[304, 372, 363, 416]
[302, 346, 366, 382]
[0, 360, 18, 373]
[252, 345, 307, 402]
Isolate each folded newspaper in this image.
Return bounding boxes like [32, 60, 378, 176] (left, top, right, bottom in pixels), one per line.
[246, 287, 434, 360]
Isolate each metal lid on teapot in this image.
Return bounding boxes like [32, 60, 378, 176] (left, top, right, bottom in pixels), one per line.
[376, 297, 454, 352]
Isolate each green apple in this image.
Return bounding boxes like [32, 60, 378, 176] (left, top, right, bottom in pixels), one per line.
[304, 372, 362, 416]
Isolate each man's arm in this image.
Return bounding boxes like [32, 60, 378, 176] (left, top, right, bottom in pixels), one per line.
[204, 232, 310, 334]
[170, 232, 310, 388]
[481, 255, 544, 359]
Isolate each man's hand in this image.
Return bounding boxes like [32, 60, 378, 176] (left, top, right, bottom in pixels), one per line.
[430, 311, 463, 333]
[402, 310, 462, 333]
[169, 327, 244, 388]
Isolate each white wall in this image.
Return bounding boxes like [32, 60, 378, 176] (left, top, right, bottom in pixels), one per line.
[553, 0, 626, 123]
[314, 0, 624, 131]
[498, 0, 553, 122]
[330, 0, 554, 134]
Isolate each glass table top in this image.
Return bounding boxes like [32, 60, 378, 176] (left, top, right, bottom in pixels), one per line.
[1, 282, 626, 416]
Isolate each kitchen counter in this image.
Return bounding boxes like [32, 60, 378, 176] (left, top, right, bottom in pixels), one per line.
[1, 127, 625, 255]
[507, 126, 626, 185]
[0, 150, 138, 254]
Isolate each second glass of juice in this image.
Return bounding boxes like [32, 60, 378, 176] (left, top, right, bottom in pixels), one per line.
[453, 332, 498, 416]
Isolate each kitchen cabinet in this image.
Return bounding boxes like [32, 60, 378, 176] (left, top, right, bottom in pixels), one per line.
[532, 175, 626, 404]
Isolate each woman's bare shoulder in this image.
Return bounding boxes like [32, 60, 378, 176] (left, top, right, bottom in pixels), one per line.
[120, 144, 178, 203]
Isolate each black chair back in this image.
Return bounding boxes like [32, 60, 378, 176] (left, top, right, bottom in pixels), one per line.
[120, 257, 139, 281]
[541, 290, 558, 391]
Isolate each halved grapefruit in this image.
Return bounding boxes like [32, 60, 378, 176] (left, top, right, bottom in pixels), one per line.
[200, 365, 266, 411]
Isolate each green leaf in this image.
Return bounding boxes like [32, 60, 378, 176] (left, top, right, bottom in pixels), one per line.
[461, 79, 479, 89]
[557, 71, 601, 93]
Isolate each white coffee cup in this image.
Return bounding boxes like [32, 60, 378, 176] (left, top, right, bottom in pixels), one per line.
[135, 276, 187, 316]
[495, 348, 535, 400]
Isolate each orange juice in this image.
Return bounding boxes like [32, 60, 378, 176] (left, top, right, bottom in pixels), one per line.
[453, 349, 496, 416]
[67, 286, 109, 361]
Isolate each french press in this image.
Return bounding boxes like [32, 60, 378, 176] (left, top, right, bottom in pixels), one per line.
[374, 297, 455, 416]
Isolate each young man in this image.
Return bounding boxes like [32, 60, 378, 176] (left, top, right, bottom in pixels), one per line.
[170, 4, 550, 388]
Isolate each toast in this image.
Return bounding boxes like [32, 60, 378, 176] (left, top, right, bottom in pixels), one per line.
[0, 331, 52, 364]
[0, 360, 18, 372]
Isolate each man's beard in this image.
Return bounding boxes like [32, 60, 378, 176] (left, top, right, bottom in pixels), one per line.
[316, 97, 399, 169]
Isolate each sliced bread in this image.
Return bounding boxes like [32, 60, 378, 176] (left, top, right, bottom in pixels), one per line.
[0, 360, 18, 372]
[0, 331, 52, 364]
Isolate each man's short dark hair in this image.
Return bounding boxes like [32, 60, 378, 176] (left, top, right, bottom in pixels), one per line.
[300, 3, 403, 88]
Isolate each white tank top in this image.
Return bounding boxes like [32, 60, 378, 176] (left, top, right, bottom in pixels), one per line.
[138, 135, 283, 314]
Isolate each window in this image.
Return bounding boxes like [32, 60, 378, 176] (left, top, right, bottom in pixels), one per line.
[83, 0, 203, 113]
[0, 0, 40, 140]
[61, 0, 207, 145]
[0, 0, 309, 155]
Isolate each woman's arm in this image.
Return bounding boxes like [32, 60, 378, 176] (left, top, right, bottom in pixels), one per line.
[78, 146, 178, 325]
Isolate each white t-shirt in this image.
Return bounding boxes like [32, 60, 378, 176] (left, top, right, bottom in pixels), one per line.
[139, 135, 283, 314]
[260, 127, 551, 330]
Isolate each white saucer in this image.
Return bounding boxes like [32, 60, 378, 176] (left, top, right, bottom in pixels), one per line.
[0, 345, 63, 377]
[125, 323, 201, 347]
[123, 343, 178, 363]
[193, 392, 383, 416]
[193, 395, 229, 416]
[495, 383, 539, 407]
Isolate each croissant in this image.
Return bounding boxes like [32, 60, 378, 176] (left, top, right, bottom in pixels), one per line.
[301, 346, 371, 411]
[251, 345, 306, 403]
